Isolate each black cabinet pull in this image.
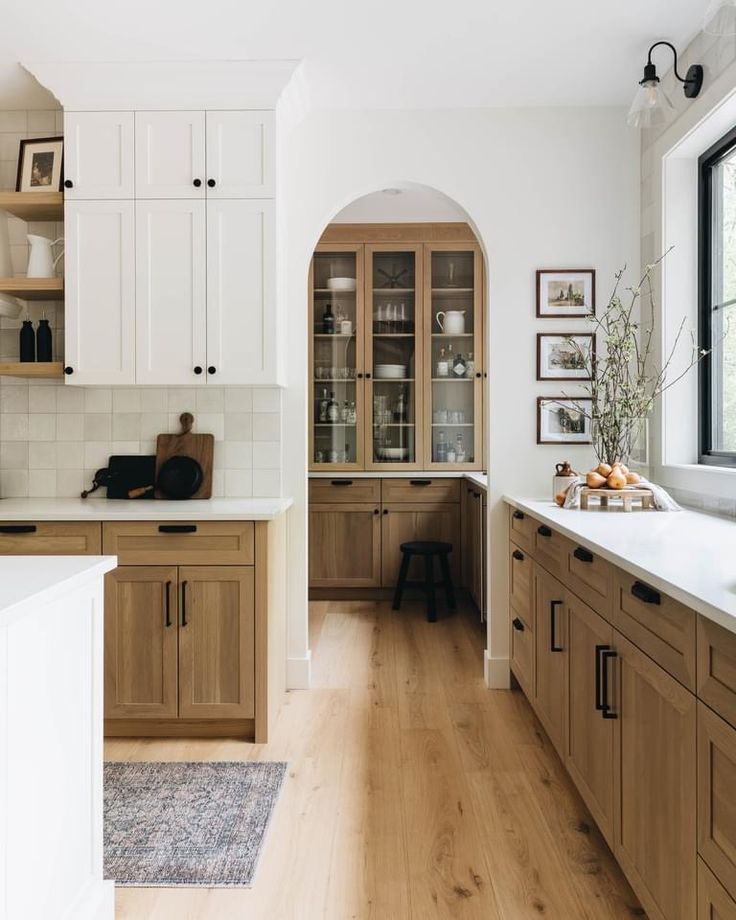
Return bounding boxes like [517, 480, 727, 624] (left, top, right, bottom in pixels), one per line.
[208, 366, 217, 375]
[410, 479, 432, 486]
[382, 509, 388, 515]
[356, 372, 364, 379]
[550, 600, 564, 652]
[512, 549, 524, 561]
[207, 178, 216, 188]
[164, 580, 172, 628]
[0, 525, 37, 534]
[374, 508, 379, 515]
[595, 644, 606, 711]
[537, 525, 552, 537]
[631, 580, 661, 605]
[601, 649, 618, 719]
[181, 580, 188, 627]
[331, 479, 353, 486]
[192, 178, 202, 187]
[512, 617, 525, 632]
[512, 510, 525, 520]
[365, 372, 372, 379]
[64, 366, 74, 375]
[574, 546, 593, 563]
[194, 365, 203, 375]
[64, 178, 74, 189]
[158, 524, 197, 534]
[475, 372, 482, 378]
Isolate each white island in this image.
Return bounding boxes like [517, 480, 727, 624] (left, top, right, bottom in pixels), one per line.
[0, 555, 117, 920]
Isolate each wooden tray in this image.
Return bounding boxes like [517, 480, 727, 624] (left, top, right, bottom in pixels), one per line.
[580, 487, 653, 512]
[155, 413, 214, 500]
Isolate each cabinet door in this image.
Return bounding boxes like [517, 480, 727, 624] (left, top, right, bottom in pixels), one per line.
[615, 631, 697, 920]
[381, 503, 460, 588]
[64, 200, 135, 384]
[206, 199, 275, 384]
[135, 200, 207, 384]
[698, 858, 736, 920]
[566, 594, 616, 845]
[533, 565, 567, 756]
[104, 566, 178, 719]
[135, 111, 206, 198]
[699, 702, 736, 903]
[64, 111, 135, 199]
[309, 503, 381, 588]
[205, 111, 274, 198]
[178, 566, 255, 719]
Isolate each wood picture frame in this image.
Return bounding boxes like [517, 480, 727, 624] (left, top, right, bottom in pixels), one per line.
[15, 136, 64, 193]
[536, 269, 595, 318]
[537, 333, 595, 381]
[537, 396, 592, 444]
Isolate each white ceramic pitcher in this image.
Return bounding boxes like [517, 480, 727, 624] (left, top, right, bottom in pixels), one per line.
[27, 234, 64, 278]
[435, 310, 466, 335]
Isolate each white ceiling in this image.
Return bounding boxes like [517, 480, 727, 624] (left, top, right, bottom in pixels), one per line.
[0, 0, 708, 111]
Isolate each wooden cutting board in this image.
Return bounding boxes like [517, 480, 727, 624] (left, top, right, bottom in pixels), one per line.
[155, 412, 214, 499]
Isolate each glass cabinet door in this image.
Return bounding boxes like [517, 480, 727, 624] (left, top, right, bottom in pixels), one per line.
[310, 245, 364, 469]
[425, 244, 483, 469]
[365, 245, 423, 469]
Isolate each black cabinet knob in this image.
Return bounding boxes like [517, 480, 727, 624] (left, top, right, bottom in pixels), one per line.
[194, 366, 203, 375]
[356, 372, 364, 379]
[475, 372, 481, 378]
[382, 509, 388, 515]
[374, 508, 379, 515]
[365, 372, 372, 379]
[512, 549, 524, 561]
[63, 365, 74, 375]
[208, 366, 216, 375]
[207, 179, 216, 188]
[193, 178, 202, 188]
[63, 179, 73, 189]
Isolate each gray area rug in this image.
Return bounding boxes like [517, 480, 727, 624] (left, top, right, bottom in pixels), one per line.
[104, 761, 287, 887]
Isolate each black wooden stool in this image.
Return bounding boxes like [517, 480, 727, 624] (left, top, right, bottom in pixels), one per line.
[392, 541, 456, 622]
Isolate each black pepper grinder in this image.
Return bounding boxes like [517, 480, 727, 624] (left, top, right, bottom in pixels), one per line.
[36, 317, 52, 362]
[19, 320, 35, 362]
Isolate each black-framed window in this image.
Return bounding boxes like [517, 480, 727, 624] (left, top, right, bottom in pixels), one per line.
[700, 125, 736, 465]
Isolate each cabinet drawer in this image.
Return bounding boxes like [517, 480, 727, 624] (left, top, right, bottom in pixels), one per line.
[382, 478, 460, 504]
[563, 542, 613, 617]
[613, 571, 696, 690]
[698, 703, 736, 903]
[0, 521, 101, 555]
[698, 858, 736, 920]
[509, 541, 532, 618]
[532, 521, 568, 579]
[508, 505, 534, 554]
[510, 606, 534, 699]
[309, 478, 381, 504]
[698, 617, 736, 731]
[102, 522, 254, 566]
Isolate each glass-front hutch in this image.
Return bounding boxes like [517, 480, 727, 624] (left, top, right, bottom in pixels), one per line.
[309, 232, 483, 472]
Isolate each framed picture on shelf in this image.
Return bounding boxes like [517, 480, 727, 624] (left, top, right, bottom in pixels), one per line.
[537, 396, 592, 444]
[536, 269, 595, 317]
[537, 333, 595, 381]
[15, 137, 64, 192]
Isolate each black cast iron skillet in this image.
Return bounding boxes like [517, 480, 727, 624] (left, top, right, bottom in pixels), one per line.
[157, 455, 203, 500]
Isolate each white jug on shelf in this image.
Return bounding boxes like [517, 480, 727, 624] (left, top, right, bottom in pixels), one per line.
[26, 234, 64, 278]
[435, 310, 466, 335]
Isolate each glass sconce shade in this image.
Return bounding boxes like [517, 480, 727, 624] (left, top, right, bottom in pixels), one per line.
[626, 79, 676, 128]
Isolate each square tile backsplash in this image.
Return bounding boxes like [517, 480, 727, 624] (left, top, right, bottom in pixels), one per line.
[0, 109, 283, 500]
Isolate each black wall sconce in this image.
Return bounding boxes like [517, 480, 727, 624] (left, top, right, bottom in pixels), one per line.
[627, 41, 703, 128]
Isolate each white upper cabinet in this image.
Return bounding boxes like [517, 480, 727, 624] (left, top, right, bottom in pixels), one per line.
[205, 111, 274, 198]
[135, 112, 206, 199]
[64, 200, 135, 384]
[135, 200, 207, 385]
[206, 199, 275, 384]
[63, 112, 135, 199]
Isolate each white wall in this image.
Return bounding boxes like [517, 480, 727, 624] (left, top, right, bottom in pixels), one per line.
[279, 106, 640, 688]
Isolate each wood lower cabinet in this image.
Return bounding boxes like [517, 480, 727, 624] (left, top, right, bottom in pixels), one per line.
[178, 566, 255, 719]
[615, 632, 697, 920]
[698, 702, 736, 903]
[104, 566, 179, 719]
[462, 485, 485, 614]
[533, 565, 567, 757]
[699, 858, 736, 919]
[309, 503, 381, 587]
[565, 593, 616, 846]
[381, 502, 460, 587]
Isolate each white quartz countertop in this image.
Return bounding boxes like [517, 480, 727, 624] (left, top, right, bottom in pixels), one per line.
[0, 497, 293, 521]
[504, 496, 736, 634]
[0, 555, 117, 626]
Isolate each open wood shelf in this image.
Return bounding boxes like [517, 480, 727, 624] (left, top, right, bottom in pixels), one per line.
[0, 278, 64, 300]
[0, 362, 63, 379]
[0, 192, 64, 222]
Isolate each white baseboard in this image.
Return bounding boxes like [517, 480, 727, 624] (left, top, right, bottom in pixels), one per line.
[484, 651, 510, 689]
[286, 651, 312, 689]
[61, 879, 115, 920]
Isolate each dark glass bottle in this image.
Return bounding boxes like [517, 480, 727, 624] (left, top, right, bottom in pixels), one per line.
[19, 320, 35, 362]
[36, 318, 52, 362]
[323, 303, 335, 335]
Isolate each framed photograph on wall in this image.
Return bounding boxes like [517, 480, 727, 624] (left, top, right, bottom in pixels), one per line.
[15, 137, 64, 192]
[537, 396, 592, 444]
[537, 333, 595, 381]
[536, 269, 595, 317]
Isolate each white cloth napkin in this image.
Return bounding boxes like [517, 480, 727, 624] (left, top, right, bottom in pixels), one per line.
[561, 475, 681, 511]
